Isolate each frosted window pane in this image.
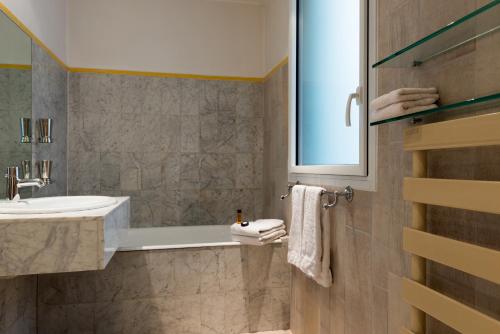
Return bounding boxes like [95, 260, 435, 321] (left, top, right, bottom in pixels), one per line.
[298, 0, 360, 165]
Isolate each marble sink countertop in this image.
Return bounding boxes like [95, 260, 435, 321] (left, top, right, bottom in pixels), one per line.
[0, 197, 129, 222]
[0, 197, 130, 277]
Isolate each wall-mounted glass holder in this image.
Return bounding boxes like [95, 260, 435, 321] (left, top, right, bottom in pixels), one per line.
[19, 118, 32, 143]
[38, 118, 53, 143]
[36, 160, 52, 184]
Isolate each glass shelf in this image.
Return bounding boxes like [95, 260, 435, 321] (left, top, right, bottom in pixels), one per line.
[373, 0, 500, 68]
[369, 93, 500, 126]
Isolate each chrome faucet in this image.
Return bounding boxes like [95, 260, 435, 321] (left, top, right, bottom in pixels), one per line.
[5, 164, 50, 201]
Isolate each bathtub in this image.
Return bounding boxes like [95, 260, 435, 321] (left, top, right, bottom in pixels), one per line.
[118, 224, 283, 251]
[41, 224, 291, 333]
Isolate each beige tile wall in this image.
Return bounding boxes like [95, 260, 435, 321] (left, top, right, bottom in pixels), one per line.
[263, 1, 500, 333]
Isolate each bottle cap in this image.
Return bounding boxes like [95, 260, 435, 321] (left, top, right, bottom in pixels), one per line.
[241, 221, 249, 227]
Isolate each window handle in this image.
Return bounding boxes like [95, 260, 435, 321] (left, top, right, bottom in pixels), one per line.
[345, 86, 362, 127]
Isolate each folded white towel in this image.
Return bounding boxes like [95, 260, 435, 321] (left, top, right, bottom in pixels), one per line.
[287, 185, 306, 269]
[394, 97, 439, 110]
[371, 103, 438, 123]
[231, 224, 285, 238]
[230, 219, 284, 237]
[232, 229, 287, 246]
[288, 185, 332, 288]
[370, 88, 438, 110]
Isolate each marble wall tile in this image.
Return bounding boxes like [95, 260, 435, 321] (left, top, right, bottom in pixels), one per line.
[173, 249, 202, 296]
[37, 244, 290, 333]
[225, 289, 251, 334]
[0, 69, 32, 194]
[94, 250, 175, 302]
[32, 43, 68, 198]
[0, 276, 37, 334]
[237, 117, 264, 153]
[232, 188, 257, 223]
[237, 83, 264, 118]
[68, 74, 264, 227]
[200, 154, 236, 190]
[200, 189, 234, 225]
[38, 271, 97, 306]
[68, 151, 100, 195]
[38, 303, 95, 334]
[222, 245, 249, 292]
[200, 248, 225, 294]
[94, 298, 172, 334]
[201, 293, 226, 334]
[179, 79, 200, 115]
[181, 115, 200, 153]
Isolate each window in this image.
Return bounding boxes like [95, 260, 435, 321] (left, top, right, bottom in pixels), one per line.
[289, 0, 372, 181]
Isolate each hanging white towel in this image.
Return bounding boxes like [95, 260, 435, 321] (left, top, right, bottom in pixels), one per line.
[371, 103, 438, 123]
[288, 185, 332, 288]
[287, 185, 306, 268]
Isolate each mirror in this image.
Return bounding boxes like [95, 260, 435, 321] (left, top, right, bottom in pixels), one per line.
[0, 10, 32, 197]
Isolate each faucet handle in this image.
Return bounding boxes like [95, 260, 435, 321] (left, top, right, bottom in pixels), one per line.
[21, 160, 32, 180]
[36, 160, 52, 183]
[5, 167, 20, 200]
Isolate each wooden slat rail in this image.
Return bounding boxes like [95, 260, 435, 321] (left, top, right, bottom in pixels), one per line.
[402, 112, 500, 333]
[403, 279, 500, 334]
[404, 177, 500, 214]
[408, 151, 427, 333]
[403, 228, 500, 284]
[404, 112, 500, 151]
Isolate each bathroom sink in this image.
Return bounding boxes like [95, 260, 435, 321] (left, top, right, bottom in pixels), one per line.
[0, 196, 117, 214]
[0, 197, 129, 276]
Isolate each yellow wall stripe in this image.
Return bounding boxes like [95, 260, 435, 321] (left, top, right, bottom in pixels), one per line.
[0, 2, 69, 71]
[0, 3, 289, 82]
[0, 64, 32, 70]
[263, 57, 289, 82]
[68, 67, 263, 82]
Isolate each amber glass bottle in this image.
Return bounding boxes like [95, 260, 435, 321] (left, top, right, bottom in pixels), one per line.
[236, 209, 242, 224]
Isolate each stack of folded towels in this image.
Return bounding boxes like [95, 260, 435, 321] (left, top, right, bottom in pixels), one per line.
[230, 219, 286, 246]
[370, 87, 439, 122]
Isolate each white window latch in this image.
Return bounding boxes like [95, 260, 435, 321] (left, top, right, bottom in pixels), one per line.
[345, 86, 362, 127]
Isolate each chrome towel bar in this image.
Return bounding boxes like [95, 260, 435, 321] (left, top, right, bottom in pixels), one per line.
[280, 182, 354, 209]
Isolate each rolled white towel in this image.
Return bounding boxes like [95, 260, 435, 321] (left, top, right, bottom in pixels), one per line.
[230, 219, 284, 237]
[370, 88, 438, 110]
[371, 103, 438, 123]
[231, 229, 287, 246]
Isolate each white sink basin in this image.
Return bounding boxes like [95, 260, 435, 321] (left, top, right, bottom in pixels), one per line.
[0, 196, 117, 214]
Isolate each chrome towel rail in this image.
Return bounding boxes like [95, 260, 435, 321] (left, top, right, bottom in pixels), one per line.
[280, 182, 354, 209]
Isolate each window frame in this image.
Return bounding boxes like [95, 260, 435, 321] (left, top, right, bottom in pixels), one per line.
[288, 0, 378, 191]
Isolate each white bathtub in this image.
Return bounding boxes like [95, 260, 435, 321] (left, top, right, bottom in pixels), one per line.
[118, 225, 283, 251]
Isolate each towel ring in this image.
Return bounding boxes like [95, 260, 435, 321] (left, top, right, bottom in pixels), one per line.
[280, 182, 354, 209]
